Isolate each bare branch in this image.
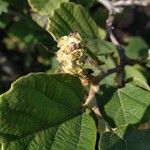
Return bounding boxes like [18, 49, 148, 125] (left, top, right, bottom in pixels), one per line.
[107, 26, 119, 45]
[113, 0, 150, 7]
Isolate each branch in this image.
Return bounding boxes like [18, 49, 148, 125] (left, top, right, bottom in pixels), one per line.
[97, 0, 150, 66]
[90, 57, 145, 85]
[113, 0, 150, 7]
[91, 67, 120, 85]
[96, 0, 150, 13]
[97, 0, 131, 86]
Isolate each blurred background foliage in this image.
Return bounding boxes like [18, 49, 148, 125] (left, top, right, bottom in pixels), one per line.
[0, 0, 150, 94]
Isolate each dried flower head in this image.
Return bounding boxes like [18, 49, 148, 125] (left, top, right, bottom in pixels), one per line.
[57, 32, 87, 78]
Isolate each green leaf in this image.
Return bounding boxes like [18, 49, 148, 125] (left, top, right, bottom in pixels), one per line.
[100, 56, 117, 86]
[104, 83, 150, 126]
[85, 38, 117, 55]
[125, 65, 147, 82]
[99, 125, 150, 150]
[8, 16, 44, 43]
[48, 2, 106, 41]
[125, 36, 149, 59]
[0, 0, 9, 15]
[3, 114, 97, 150]
[0, 73, 84, 140]
[131, 78, 150, 91]
[28, 0, 69, 16]
[124, 65, 150, 90]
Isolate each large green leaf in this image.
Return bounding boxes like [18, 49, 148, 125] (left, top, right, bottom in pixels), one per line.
[28, 0, 69, 16]
[99, 125, 150, 150]
[104, 83, 150, 126]
[2, 114, 97, 150]
[0, 73, 84, 140]
[48, 2, 105, 41]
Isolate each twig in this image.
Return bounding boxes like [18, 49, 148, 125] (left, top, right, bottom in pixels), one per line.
[84, 83, 110, 133]
[84, 84, 101, 116]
